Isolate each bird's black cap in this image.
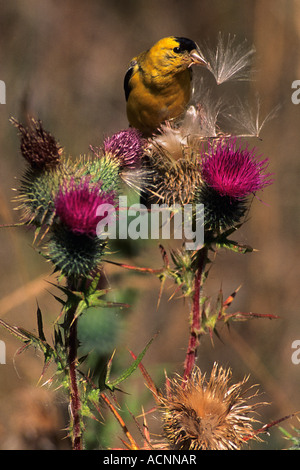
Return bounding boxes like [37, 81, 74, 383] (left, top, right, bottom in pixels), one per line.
[174, 37, 198, 53]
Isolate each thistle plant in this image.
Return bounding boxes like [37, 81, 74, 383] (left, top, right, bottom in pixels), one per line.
[0, 34, 296, 451]
[143, 98, 273, 383]
[2, 117, 148, 450]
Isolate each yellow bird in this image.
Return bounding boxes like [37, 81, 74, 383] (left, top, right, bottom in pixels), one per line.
[124, 36, 207, 136]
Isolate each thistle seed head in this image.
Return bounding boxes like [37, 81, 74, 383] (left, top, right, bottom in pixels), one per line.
[159, 364, 263, 450]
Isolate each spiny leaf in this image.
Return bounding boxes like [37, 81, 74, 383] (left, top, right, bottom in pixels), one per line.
[215, 288, 224, 318]
[129, 345, 161, 402]
[54, 325, 64, 348]
[216, 237, 254, 253]
[100, 392, 140, 450]
[103, 258, 164, 275]
[0, 318, 29, 342]
[17, 327, 54, 358]
[46, 280, 84, 303]
[36, 302, 46, 342]
[48, 291, 67, 307]
[244, 413, 298, 442]
[105, 349, 116, 385]
[0, 318, 59, 383]
[225, 311, 279, 321]
[223, 285, 242, 310]
[105, 337, 154, 392]
[37, 354, 55, 385]
[86, 271, 103, 295]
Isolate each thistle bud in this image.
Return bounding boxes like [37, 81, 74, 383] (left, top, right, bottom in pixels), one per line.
[16, 167, 60, 226]
[103, 128, 145, 169]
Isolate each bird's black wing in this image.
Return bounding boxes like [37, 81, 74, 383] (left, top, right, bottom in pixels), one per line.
[124, 68, 132, 101]
[124, 60, 137, 101]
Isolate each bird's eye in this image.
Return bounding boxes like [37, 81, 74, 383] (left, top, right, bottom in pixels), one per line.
[173, 46, 181, 53]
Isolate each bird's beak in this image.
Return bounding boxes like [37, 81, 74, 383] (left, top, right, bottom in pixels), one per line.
[189, 49, 207, 67]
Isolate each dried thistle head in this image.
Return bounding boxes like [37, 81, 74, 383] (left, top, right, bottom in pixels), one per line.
[142, 101, 221, 206]
[145, 125, 203, 206]
[159, 364, 263, 450]
[10, 117, 62, 169]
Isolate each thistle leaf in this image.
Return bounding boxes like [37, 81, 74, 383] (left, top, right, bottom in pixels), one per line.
[105, 338, 154, 391]
[36, 302, 46, 342]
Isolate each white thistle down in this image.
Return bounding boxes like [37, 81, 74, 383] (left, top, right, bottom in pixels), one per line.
[200, 33, 256, 85]
[223, 98, 281, 138]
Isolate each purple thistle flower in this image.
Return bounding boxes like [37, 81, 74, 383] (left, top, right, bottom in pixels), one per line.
[201, 138, 273, 199]
[103, 128, 144, 168]
[55, 178, 117, 237]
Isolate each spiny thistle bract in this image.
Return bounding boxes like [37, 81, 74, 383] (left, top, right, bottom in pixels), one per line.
[83, 154, 121, 193]
[16, 166, 60, 226]
[159, 363, 262, 450]
[47, 225, 106, 280]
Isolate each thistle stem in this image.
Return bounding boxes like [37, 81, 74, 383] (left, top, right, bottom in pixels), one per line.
[68, 314, 82, 450]
[183, 247, 208, 383]
[66, 279, 83, 450]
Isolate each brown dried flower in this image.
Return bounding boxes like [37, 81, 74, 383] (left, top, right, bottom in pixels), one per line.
[11, 117, 62, 169]
[159, 363, 263, 450]
[145, 131, 202, 206]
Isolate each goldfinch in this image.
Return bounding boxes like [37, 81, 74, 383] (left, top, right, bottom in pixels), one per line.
[124, 36, 207, 136]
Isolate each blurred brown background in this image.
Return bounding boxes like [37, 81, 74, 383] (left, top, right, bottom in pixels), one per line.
[0, 0, 300, 450]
